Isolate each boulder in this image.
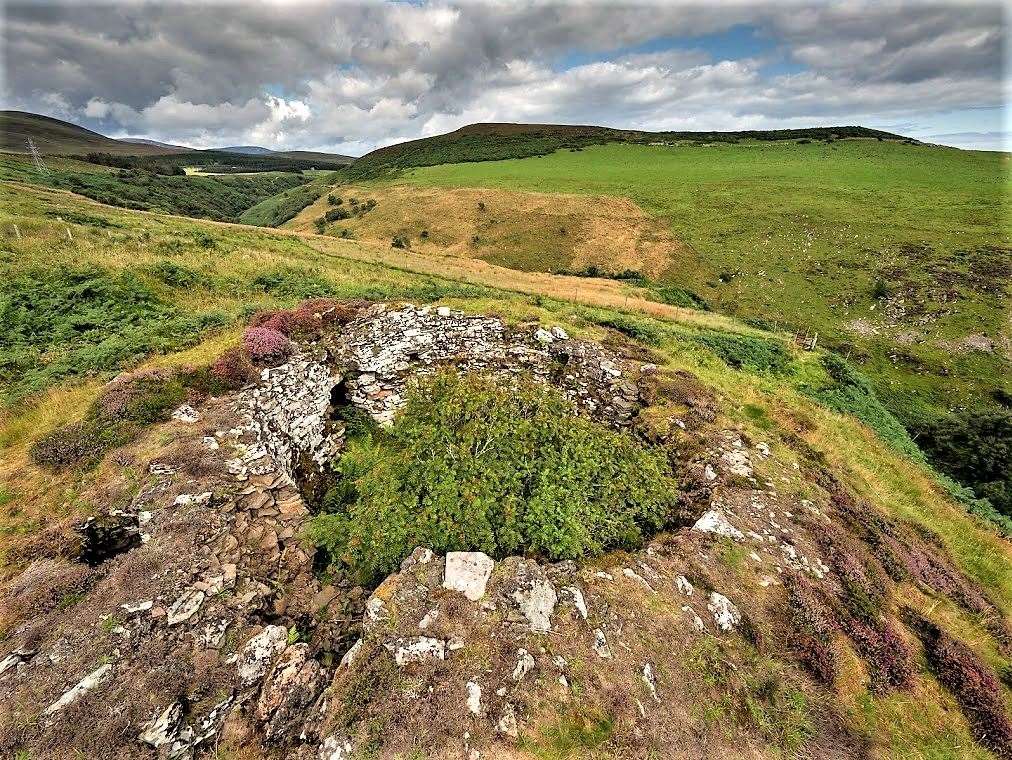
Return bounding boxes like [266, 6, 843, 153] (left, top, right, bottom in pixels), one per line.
[707, 592, 741, 632]
[443, 551, 495, 601]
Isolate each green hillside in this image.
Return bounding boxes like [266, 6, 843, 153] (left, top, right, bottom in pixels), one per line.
[0, 153, 307, 222]
[351, 139, 1008, 515]
[239, 171, 342, 226]
[349, 122, 906, 177]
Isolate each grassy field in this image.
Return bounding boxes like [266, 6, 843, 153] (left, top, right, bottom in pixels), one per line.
[1, 178, 1010, 756]
[386, 140, 1009, 432]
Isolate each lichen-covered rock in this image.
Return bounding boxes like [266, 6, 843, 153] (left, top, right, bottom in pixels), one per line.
[43, 663, 112, 717]
[139, 702, 183, 748]
[384, 636, 446, 666]
[510, 562, 557, 633]
[238, 625, 289, 684]
[707, 592, 742, 632]
[255, 644, 325, 741]
[166, 588, 205, 625]
[692, 508, 744, 540]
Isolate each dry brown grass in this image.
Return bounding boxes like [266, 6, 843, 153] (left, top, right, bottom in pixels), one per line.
[286, 183, 686, 278]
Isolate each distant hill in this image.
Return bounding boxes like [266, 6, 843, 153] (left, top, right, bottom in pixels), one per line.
[216, 145, 276, 155]
[0, 111, 191, 156]
[349, 122, 910, 177]
[122, 137, 191, 151]
[216, 145, 354, 165]
[273, 149, 355, 165]
[0, 112, 355, 165]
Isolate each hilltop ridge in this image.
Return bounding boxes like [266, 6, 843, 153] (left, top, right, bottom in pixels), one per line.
[348, 122, 911, 176]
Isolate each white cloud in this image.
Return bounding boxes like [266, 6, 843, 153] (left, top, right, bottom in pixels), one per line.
[2, 1, 1004, 153]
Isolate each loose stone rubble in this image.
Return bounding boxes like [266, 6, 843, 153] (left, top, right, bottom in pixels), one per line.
[331, 303, 642, 429]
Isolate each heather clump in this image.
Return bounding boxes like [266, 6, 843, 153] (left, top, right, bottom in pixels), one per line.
[242, 326, 292, 363]
[903, 609, 1012, 757]
[210, 347, 257, 389]
[784, 574, 839, 685]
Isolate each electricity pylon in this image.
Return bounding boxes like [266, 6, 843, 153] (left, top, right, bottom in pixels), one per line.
[26, 136, 49, 174]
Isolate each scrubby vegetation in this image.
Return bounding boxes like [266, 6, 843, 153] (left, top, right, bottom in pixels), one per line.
[239, 173, 339, 227]
[694, 332, 792, 374]
[916, 410, 1011, 518]
[28, 366, 226, 469]
[27, 162, 307, 221]
[0, 265, 226, 403]
[307, 371, 677, 585]
[902, 609, 1012, 757]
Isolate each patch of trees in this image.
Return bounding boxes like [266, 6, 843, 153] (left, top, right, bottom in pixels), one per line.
[46, 168, 307, 222]
[78, 150, 346, 175]
[81, 153, 185, 175]
[916, 410, 1012, 518]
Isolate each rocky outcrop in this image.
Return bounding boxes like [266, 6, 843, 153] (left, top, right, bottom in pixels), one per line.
[331, 303, 643, 428]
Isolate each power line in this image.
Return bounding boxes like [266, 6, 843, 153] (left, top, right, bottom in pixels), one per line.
[26, 136, 49, 174]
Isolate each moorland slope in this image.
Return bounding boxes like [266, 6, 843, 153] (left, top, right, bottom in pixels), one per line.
[0, 177, 1010, 760]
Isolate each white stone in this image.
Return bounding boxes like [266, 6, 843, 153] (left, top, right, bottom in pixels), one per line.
[534, 328, 554, 344]
[340, 639, 363, 669]
[0, 649, 34, 676]
[44, 664, 113, 716]
[238, 625, 288, 684]
[675, 575, 694, 596]
[592, 628, 612, 658]
[319, 736, 354, 760]
[436, 306, 452, 317]
[418, 609, 439, 630]
[704, 463, 718, 481]
[497, 704, 519, 738]
[466, 681, 482, 715]
[622, 568, 655, 593]
[692, 509, 745, 541]
[550, 326, 569, 340]
[562, 586, 588, 619]
[385, 636, 445, 666]
[707, 592, 741, 632]
[641, 663, 660, 702]
[682, 605, 706, 631]
[720, 449, 753, 478]
[443, 552, 495, 601]
[174, 492, 212, 507]
[755, 442, 771, 458]
[121, 600, 153, 614]
[364, 596, 387, 625]
[512, 649, 535, 681]
[171, 405, 200, 423]
[512, 577, 557, 633]
[139, 702, 182, 747]
[167, 589, 205, 626]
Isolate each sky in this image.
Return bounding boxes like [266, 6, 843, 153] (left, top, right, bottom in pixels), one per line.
[1, 1, 1007, 155]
